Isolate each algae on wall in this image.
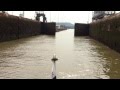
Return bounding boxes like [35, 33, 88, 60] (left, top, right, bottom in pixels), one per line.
[89, 15, 120, 53]
[0, 15, 41, 42]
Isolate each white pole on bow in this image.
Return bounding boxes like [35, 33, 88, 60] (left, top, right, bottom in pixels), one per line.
[51, 54, 58, 79]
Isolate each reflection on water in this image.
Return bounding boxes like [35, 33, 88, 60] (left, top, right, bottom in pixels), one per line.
[0, 29, 120, 79]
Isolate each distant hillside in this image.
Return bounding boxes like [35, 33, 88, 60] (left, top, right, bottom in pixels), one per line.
[56, 22, 74, 29]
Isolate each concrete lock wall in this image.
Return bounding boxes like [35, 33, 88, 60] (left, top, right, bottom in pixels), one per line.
[89, 15, 120, 53]
[0, 15, 56, 43]
[75, 23, 89, 36]
[0, 15, 41, 42]
[18, 17, 41, 38]
[0, 15, 19, 42]
[41, 22, 56, 35]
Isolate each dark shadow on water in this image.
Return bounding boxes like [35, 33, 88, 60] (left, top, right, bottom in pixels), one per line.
[0, 34, 56, 51]
[74, 36, 120, 79]
[88, 38, 120, 79]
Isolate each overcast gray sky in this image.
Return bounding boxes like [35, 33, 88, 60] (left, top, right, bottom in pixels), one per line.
[7, 11, 93, 24]
[7, 11, 120, 24]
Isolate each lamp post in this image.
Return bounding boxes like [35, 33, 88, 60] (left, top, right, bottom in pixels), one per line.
[23, 11, 24, 17]
[58, 11, 59, 23]
[114, 11, 115, 14]
[50, 11, 51, 22]
[87, 11, 90, 23]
